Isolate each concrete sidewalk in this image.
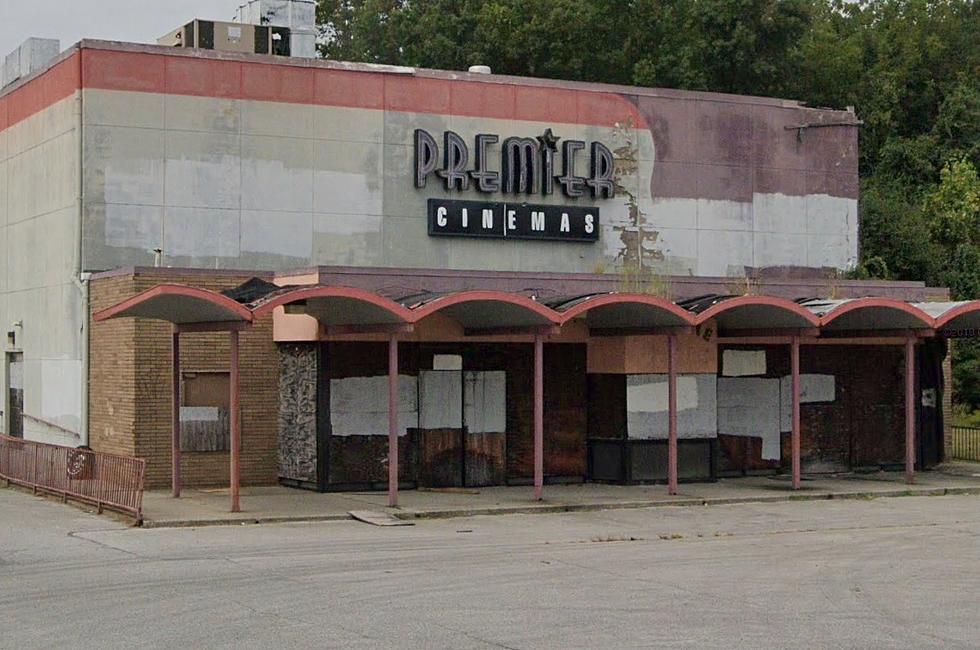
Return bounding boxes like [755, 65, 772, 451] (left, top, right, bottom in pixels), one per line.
[140, 465, 980, 528]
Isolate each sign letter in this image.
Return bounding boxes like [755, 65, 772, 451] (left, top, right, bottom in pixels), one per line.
[414, 129, 438, 188]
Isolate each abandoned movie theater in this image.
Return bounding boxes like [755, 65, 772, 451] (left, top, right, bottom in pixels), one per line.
[4, 1, 980, 512]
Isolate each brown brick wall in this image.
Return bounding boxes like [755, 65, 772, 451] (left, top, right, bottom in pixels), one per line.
[89, 270, 279, 489]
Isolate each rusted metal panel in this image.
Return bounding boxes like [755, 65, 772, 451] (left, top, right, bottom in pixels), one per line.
[328, 432, 417, 486]
[465, 432, 506, 486]
[416, 428, 463, 488]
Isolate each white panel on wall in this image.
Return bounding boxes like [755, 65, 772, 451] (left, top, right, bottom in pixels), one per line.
[627, 375, 699, 412]
[717, 377, 781, 460]
[778, 373, 836, 431]
[419, 370, 462, 429]
[721, 349, 767, 376]
[40, 359, 82, 432]
[432, 354, 463, 370]
[464, 371, 506, 434]
[329, 375, 418, 436]
[180, 406, 219, 421]
[625, 374, 717, 439]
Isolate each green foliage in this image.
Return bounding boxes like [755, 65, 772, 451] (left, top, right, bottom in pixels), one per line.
[315, 0, 980, 405]
[954, 339, 980, 413]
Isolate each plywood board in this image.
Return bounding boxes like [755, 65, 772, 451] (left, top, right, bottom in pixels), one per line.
[717, 376, 781, 460]
[778, 373, 836, 431]
[464, 370, 506, 434]
[419, 370, 463, 429]
[330, 375, 418, 436]
[721, 349, 767, 376]
[348, 511, 414, 526]
[625, 374, 717, 439]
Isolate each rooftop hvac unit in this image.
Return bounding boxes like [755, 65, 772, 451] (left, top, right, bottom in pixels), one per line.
[158, 20, 291, 57]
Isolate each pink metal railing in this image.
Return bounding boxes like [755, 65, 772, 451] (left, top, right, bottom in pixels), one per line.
[0, 434, 146, 522]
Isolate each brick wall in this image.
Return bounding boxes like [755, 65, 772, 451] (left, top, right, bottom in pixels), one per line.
[89, 270, 279, 489]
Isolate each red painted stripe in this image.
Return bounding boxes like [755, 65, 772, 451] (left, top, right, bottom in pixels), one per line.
[2, 47, 646, 134]
[3, 52, 80, 129]
[314, 67, 384, 110]
[165, 56, 241, 98]
[82, 49, 165, 93]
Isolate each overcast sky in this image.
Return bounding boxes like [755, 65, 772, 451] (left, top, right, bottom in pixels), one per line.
[0, 0, 249, 56]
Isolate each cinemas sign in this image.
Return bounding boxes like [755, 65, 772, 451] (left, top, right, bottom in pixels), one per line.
[414, 128, 614, 243]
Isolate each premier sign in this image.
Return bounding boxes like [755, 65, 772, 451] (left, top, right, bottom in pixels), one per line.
[428, 199, 597, 242]
[414, 128, 613, 243]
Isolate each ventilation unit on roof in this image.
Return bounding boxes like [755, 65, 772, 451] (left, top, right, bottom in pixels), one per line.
[236, 0, 317, 59]
[158, 20, 291, 57]
[1, 38, 60, 89]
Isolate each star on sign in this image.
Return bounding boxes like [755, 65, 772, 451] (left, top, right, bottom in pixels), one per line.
[537, 128, 560, 150]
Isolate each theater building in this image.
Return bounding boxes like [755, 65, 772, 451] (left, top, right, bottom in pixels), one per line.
[3, 15, 977, 510]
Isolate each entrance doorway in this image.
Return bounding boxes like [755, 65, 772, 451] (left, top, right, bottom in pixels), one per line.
[416, 352, 507, 487]
[6, 352, 23, 438]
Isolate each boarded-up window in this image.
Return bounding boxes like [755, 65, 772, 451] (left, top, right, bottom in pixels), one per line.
[180, 372, 230, 451]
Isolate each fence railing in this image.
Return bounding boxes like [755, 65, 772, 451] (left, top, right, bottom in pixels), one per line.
[0, 434, 145, 522]
[951, 426, 980, 462]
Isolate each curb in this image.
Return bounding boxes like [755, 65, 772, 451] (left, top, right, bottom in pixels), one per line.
[138, 485, 980, 529]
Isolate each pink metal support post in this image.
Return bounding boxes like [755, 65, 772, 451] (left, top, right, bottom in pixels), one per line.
[667, 332, 678, 495]
[171, 329, 181, 498]
[388, 333, 399, 507]
[229, 330, 241, 513]
[905, 335, 916, 484]
[533, 333, 544, 501]
[791, 336, 801, 490]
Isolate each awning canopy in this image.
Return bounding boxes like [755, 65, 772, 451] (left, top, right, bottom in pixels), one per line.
[92, 284, 252, 325]
[916, 301, 980, 333]
[801, 298, 933, 331]
[403, 291, 559, 329]
[546, 293, 695, 329]
[94, 279, 980, 338]
[681, 295, 820, 331]
[251, 286, 412, 325]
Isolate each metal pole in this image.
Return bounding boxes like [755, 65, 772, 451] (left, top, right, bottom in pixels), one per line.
[533, 333, 544, 501]
[171, 329, 181, 498]
[905, 335, 915, 485]
[229, 330, 241, 513]
[667, 332, 678, 495]
[791, 335, 801, 490]
[388, 333, 399, 507]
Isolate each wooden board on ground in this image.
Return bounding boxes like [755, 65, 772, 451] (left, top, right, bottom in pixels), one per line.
[348, 510, 414, 526]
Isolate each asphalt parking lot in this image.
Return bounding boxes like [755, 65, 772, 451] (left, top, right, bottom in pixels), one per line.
[1, 488, 977, 649]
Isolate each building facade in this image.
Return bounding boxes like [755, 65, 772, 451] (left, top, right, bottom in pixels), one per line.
[0, 37, 955, 493]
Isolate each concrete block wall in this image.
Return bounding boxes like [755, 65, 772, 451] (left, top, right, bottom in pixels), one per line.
[89, 269, 279, 489]
[0, 53, 84, 445]
[75, 43, 859, 277]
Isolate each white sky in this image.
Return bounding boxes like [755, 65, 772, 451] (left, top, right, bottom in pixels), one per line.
[0, 0, 248, 57]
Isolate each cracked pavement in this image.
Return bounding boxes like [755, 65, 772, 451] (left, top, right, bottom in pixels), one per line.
[0, 488, 978, 648]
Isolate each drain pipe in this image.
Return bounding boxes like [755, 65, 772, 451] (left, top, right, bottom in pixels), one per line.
[71, 54, 89, 447]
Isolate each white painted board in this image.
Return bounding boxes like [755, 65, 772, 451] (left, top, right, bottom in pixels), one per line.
[464, 371, 506, 434]
[419, 370, 463, 429]
[721, 349, 767, 376]
[778, 374, 836, 431]
[330, 375, 418, 436]
[717, 377, 781, 460]
[625, 374, 717, 439]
